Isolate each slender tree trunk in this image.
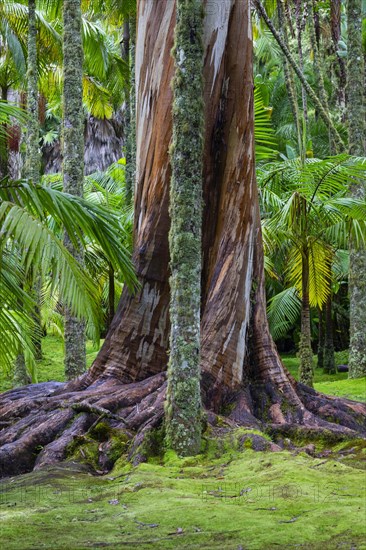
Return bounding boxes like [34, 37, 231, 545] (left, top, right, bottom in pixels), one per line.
[62, 0, 86, 380]
[323, 294, 335, 374]
[13, 352, 31, 388]
[0, 87, 9, 178]
[299, 250, 313, 386]
[165, 0, 204, 456]
[295, 0, 308, 122]
[278, 1, 302, 157]
[317, 306, 324, 369]
[308, 0, 337, 153]
[26, 0, 43, 362]
[347, 0, 366, 379]
[124, 17, 136, 205]
[330, 0, 346, 109]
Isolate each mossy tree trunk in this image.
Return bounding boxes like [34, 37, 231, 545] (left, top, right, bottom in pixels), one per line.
[299, 249, 313, 386]
[317, 306, 324, 369]
[330, 0, 346, 109]
[124, 16, 136, 206]
[165, 0, 204, 456]
[0, 86, 9, 178]
[323, 294, 336, 374]
[347, 0, 366, 379]
[13, 0, 42, 387]
[26, 0, 43, 363]
[1, 0, 366, 479]
[62, 0, 86, 380]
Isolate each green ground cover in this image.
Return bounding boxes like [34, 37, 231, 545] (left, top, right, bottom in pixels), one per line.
[0, 437, 365, 549]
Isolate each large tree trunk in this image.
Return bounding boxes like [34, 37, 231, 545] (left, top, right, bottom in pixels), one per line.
[0, 0, 365, 478]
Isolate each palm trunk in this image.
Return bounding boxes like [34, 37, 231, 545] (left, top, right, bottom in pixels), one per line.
[299, 250, 313, 386]
[62, 0, 86, 380]
[347, 0, 366, 379]
[323, 293, 335, 374]
[317, 306, 324, 369]
[0, 86, 9, 178]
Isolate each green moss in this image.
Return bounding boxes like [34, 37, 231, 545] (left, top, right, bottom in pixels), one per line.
[165, 0, 205, 457]
[1, 448, 365, 549]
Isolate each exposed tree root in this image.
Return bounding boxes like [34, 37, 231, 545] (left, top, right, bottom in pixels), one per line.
[0, 371, 365, 478]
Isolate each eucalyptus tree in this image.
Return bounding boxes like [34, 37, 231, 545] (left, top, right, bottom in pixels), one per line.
[1, 0, 366, 477]
[347, 0, 366, 379]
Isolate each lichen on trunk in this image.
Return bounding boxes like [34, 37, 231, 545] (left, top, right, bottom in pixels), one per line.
[299, 250, 313, 386]
[347, 0, 366, 379]
[62, 0, 86, 379]
[165, 0, 204, 456]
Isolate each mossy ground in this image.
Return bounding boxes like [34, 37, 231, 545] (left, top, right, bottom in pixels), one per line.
[1, 440, 365, 549]
[1, 340, 365, 548]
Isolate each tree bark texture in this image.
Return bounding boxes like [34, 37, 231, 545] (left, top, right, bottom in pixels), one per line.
[330, 0, 346, 108]
[0, 0, 365, 478]
[62, 0, 86, 380]
[298, 250, 314, 386]
[347, 0, 366, 379]
[26, 0, 43, 363]
[165, 0, 204, 456]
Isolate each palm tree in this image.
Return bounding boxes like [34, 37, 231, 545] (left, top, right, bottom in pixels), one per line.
[259, 155, 366, 386]
[0, 177, 137, 377]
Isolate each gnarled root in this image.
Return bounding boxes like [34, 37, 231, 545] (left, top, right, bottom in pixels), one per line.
[0, 372, 365, 478]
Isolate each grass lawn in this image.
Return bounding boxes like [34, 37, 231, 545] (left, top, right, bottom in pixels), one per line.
[0, 336, 101, 394]
[281, 354, 366, 403]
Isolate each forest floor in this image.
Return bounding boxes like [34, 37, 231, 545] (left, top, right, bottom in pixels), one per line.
[0, 337, 365, 549]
